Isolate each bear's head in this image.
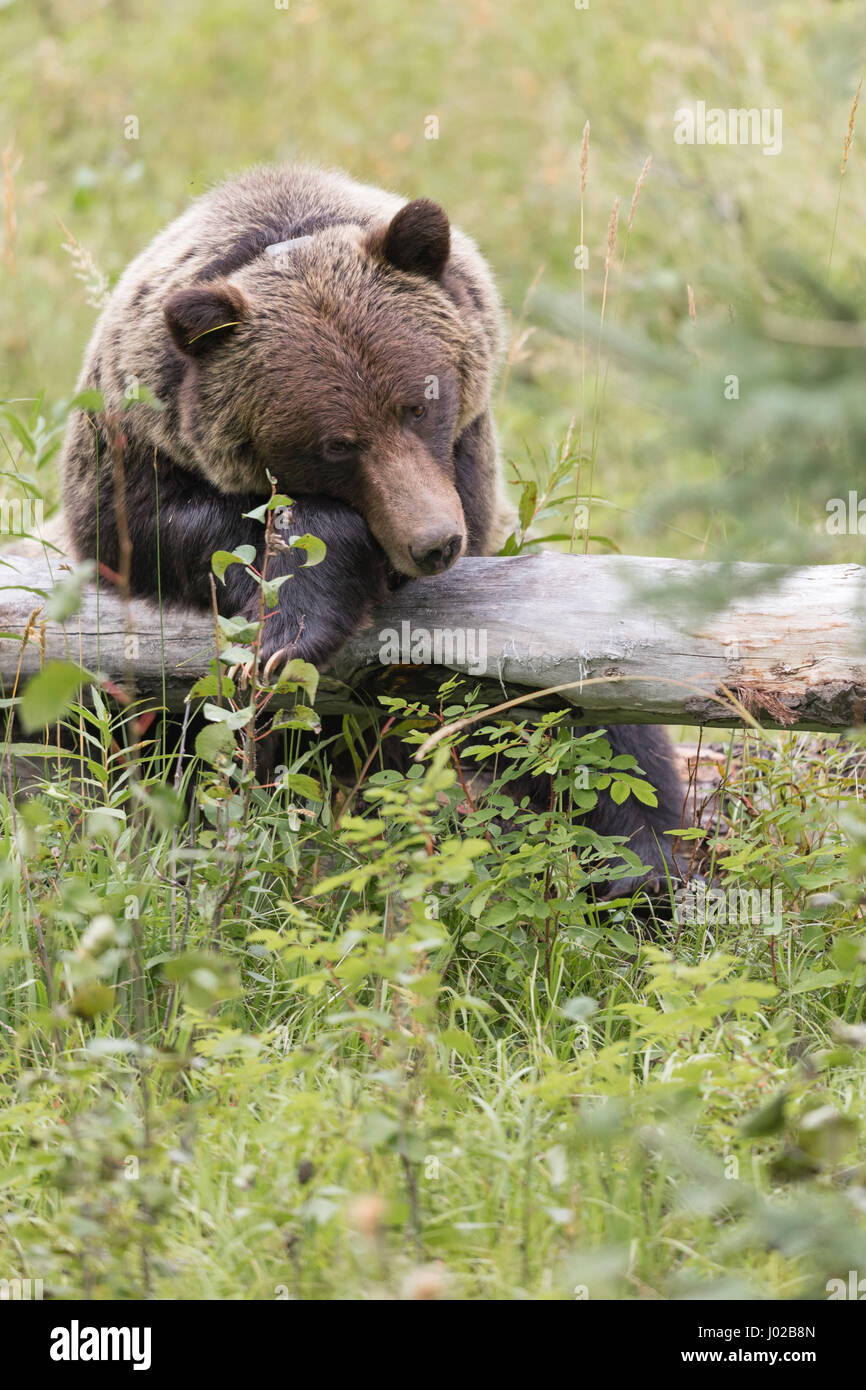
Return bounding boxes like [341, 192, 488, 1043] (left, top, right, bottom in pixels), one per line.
[163, 200, 493, 577]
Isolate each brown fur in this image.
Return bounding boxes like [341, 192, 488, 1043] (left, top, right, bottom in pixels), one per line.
[62, 165, 511, 578]
[57, 163, 686, 896]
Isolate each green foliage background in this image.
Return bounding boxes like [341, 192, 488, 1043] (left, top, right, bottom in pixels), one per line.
[1, 0, 866, 1303]
[3, 0, 866, 560]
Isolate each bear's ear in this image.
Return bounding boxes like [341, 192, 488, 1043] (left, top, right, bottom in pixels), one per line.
[164, 281, 247, 356]
[379, 199, 451, 280]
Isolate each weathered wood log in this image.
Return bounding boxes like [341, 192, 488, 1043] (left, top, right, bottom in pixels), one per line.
[2, 552, 866, 730]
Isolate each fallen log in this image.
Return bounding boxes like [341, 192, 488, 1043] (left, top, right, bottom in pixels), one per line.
[2, 551, 866, 730]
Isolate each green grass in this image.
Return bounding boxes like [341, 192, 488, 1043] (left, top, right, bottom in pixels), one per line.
[2, 0, 866, 1301]
[2, 685, 866, 1299]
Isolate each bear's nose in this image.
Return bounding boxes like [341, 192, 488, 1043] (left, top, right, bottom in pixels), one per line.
[409, 532, 463, 575]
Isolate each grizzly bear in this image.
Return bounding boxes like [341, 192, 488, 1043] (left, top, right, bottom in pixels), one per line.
[60, 164, 686, 893]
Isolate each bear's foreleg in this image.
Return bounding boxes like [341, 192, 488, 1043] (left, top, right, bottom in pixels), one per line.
[68, 439, 389, 669]
[237, 495, 391, 670]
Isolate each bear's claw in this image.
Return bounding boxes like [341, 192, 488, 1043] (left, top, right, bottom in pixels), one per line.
[225, 649, 293, 690]
[226, 660, 255, 689]
[262, 647, 290, 683]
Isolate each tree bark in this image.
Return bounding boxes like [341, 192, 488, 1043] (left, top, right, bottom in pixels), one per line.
[2, 552, 866, 730]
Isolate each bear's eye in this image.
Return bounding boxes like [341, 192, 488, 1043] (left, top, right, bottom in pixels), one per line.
[409, 404, 427, 420]
[322, 438, 357, 462]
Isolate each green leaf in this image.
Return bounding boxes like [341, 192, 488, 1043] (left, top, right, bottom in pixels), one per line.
[19, 661, 89, 732]
[269, 703, 320, 733]
[625, 777, 659, 808]
[194, 723, 237, 766]
[788, 969, 845, 995]
[271, 658, 319, 701]
[283, 772, 323, 801]
[796, 1105, 858, 1163]
[439, 1028, 478, 1058]
[68, 388, 106, 413]
[218, 645, 254, 665]
[138, 783, 184, 830]
[244, 494, 295, 524]
[288, 533, 327, 567]
[218, 614, 260, 643]
[211, 546, 257, 580]
[187, 672, 236, 700]
[360, 1111, 400, 1148]
[203, 702, 254, 730]
[479, 900, 519, 927]
[161, 951, 238, 1006]
[68, 983, 115, 1019]
[518, 481, 537, 530]
[123, 382, 163, 411]
[740, 1090, 788, 1138]
[832, 937, 866, 974]
[0, 409, 36, 454]
[45, 562, 96, 620]
[561, 995, 598, 1022]
[261, 574, 291, 606]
